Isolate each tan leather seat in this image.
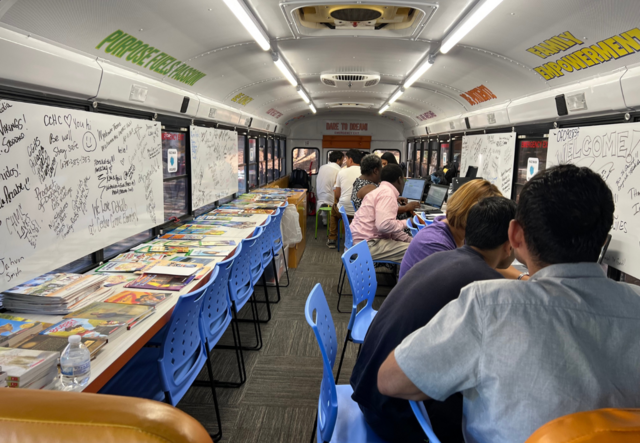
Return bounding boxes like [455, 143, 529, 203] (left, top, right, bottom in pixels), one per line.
[526, 408, 640, 443]
[0, 389, 213, 443]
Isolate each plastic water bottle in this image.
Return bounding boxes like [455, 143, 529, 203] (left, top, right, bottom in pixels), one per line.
[59, 335, 91, 391]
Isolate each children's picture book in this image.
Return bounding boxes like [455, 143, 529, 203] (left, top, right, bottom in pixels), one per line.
[62, 302, 154, 326]
[0, 347, 59, 385]
[104, 290, 171, 307]
[199, 239, 236, 247]
[186, 249, 231, 258]
[170, 256, 216, 266]
[95, 261, 150, 273]
[0, 315, 43, 347]
[4, 274, 84, 297]
[110, 253, 165, 262]
[125, 274, 195, 291]
[164, 240, 202, 247]
[18, 335, 106, 358]
[103, 275, 136, 287]
[42, 317, 127, 339]
[138, 245, 191, 253]
[160, 234, 205, 240]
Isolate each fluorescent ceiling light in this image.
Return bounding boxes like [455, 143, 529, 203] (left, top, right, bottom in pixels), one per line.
[379, 104, 390, 114]
[440, 0, 504, 54]
[274, 55, 298, 86]
[404, 59, 433, 88]
[309, 103, 317, 114]
[222, 0, 271, 51]
[297, 87, 310, 103]
[389, 88, 404, 104]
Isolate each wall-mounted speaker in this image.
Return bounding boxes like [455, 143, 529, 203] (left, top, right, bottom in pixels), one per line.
[555, 94, 568, 116]
[180, 96, 190, 113]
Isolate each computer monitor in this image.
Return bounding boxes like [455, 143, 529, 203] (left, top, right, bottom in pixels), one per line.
[402, 178, 427, 201]
[424, 184, 449, 208]
[452, 177, 482, 194]
[465, 166, 478, 178]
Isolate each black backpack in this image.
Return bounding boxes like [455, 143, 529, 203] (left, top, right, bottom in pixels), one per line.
[290, 168, 310, 190]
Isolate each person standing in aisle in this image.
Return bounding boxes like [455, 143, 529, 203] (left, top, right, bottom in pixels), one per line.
[327, 149, 362, 249]
[316, 151, 344, 228]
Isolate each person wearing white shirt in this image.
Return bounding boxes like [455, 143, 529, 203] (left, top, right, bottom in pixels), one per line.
[316, 151, 344, 227]
[328, 149, 363, 248]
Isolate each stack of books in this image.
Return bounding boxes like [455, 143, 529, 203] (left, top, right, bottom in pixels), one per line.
[0, 314, 43, 347]
[63, 301, 155, 330]
[0, 347, 59, 389]
[2, 274, 108, 315]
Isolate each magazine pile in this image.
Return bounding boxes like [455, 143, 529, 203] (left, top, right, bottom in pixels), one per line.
[0, 347, 59, 389]
[1, 274, 109, 315]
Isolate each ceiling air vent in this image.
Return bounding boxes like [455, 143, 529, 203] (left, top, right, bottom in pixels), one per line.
[327, 102, 374, 109]
[320, 73, 380, 89]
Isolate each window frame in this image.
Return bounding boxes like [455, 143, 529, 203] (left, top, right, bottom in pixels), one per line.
[292, 147, 320, 175]
[161, 126, 191, 223]
[237, 132, 248, 194]
[372, 149, 402, 165]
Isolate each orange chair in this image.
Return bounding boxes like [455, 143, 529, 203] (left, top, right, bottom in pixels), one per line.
[526, 408, 640, 443]
[0, 389, 213, 443]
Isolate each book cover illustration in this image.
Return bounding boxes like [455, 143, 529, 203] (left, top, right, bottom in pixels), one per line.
[186, 249, 230, 258]
[104, 290, 171, 307]
[160, 234, 205, 240]
[42, 318, 126, 338]
[125, 274, 195, 291]
[96, 261, 151, 273]
[5, 274, 82, 296]
[103, 275, 136, 287]
[62, 303, 153, 324]
[170, 256, 216, 266]
[0, 319, 39, 337]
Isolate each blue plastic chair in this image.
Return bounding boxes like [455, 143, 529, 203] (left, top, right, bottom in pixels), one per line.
[351, 200, 358, 213]
[228, 234, 264, 351]
[406, 218, 419, 237]
[336, 206, 353, 254]
[336, 207, 401, 312]
[100, 281, 222, 441]
[413, 215, 426, 231]
[305, 283, 385, 443]
[198, 255, 246, 388]
[246, 222, 277, 323]
[409, 401, 442, 443]
[335, 240, 379, 383]
[269, 202, 290, 287]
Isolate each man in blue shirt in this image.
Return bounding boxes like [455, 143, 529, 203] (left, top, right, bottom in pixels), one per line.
[352, 196, 516, 443]
[379, 165, 640, 443]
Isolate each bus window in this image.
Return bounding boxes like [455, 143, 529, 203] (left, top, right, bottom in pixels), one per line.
[293, 148, 319, 175]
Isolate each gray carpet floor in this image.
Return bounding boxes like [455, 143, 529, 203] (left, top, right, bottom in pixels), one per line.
[177, 215, 393, 442]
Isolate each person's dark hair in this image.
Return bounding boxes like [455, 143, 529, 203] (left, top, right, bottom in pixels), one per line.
[517, 164, 614, 264]
[329, 151, 344, 163]
[360, 154, 382, 176]
[346, 149, 363, 164]
[466, 197, 516, 250]
[380, 152, 398, 165]
[381, 164, 403, 184]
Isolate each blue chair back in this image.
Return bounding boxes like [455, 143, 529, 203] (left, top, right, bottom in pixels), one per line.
[338, 206, 353, 250]
[158, 283, 209, 405]
[406, 218, 419, 237]
[413, 215, 426, 231]
[200, 255, 235, 352]
[341, 241, 377, 332]
[305, 283, 338, 443]
[227, 241, 255, 311]
[260, 216, 275, 268]
[351, 200, 358, 213]
[409, 401, 442, 443]
[269, 202, 287, 252]
[248, 225, 266, 285]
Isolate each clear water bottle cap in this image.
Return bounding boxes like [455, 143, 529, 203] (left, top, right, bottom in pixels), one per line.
[68, 335, 81, 344]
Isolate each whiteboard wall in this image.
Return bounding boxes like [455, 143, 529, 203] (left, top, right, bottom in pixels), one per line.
[460, 133, 517, 198]
[547, 123, 640, 278]
[0, 99, 164, 293]
[190, 126, 238, 210]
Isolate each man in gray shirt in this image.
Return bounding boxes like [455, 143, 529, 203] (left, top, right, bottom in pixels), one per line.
[378, 164, 640, 443]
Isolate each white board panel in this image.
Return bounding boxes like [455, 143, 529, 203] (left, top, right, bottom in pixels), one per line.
[547, 124, 640, 278]
[460, 133, 516, 198]
[0, 99, 164, 293]
[190, 126, 238, 210]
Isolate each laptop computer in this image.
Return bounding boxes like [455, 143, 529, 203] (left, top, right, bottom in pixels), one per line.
[420, 184, 448, 213]
[402, 178, 428, 203]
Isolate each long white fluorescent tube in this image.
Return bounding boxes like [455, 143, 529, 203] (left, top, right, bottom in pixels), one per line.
[379, 104, 390, 114]
[309, 103, 317, 114]
[389, 89, 404, 104]
[297, 87, 310, 104]
[274, 57, 298, 86]
[222, 0, 271, 51]
[404, 59, 433, 88]
[440, 0, 504, 54]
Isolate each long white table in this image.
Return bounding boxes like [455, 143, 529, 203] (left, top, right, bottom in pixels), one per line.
[26, 212, 271, 393]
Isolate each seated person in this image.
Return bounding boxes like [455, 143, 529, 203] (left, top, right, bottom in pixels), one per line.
[378, 165, 640, 443]
[350, 164, 412, 262]
[380, 152, 399, 167]
[352, 154, 383, 211]
[399, 180, 501, 279]
[352, 196, 516, 443]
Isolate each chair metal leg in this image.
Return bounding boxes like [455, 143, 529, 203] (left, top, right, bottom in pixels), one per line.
[337, 219, 341, 253]
[205, 355, 223, 442]
[335, 330, 350, 384]
[336, 263, 349, 313]
[272, 258, 282, 303]
[279, 244, 290, 287]
[315, 210, 319, 239]
[224, 298, 262, 351]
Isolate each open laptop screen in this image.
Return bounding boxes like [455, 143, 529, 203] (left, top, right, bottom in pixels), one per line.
[402, 179, 427, 201]
[424, 184, 449, 208]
